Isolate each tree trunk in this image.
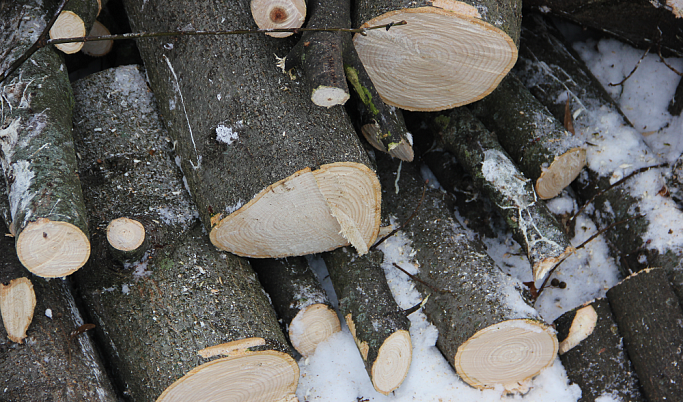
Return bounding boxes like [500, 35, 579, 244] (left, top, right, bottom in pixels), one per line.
[250, 0, 306, 38]
[606, 268, 683, 402]
[352, 0, 522, 111]
[250, 256, 341, 357]
[322, 248, 412, 395]
[554, 298, 644, 402]
[124, 0, 382, 258]
[425, 107, 574, 283]
[0, 0, 90, 278]
[73, 223, 299, 402]
[377, 153, 558, 392]
[49, 0, 101, 54]
[468, 74, 586, 200]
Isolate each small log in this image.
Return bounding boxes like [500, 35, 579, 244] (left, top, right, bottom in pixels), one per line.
[74, 223, 299, 402]
[1, 2, 90, 278]
[125, 0, 382, 258]
[81, 20, 114, 57]
[106, 217, 148, 263]
[322, 248, 412, 395]
[554, 299, 644, 402]
[426, 108, 574, 282]
[606, 268, 683, 401]
[468, 74, 586, 200]
[352, 0, 522, 111]
[378, 153, 558, 392]
[251, 0, 306, 38]
[250, 257, 341, 357]
[49, 0, 102, 54]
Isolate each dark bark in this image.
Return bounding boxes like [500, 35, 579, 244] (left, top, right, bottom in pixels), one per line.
[668, 76, 683, 116]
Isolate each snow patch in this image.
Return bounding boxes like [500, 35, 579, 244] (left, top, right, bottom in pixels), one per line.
[216, 121, 243, 145]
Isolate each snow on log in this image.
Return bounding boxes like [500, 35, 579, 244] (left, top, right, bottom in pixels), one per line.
[352, 0, 521, 111]
[426, 108, 574, 283]
[377, 153, 558, 392]
[74, 224, 299, 402]
[1, 1, 90, 278]
[81, 20, 114, 57]
[49, 0, 102, 54]
[250, 256, 341, 357]
[468, 74, 586, 200]
[124, 0, 381, 258]
[554, 299, 644, 402]
[250, 0, 306, 38]
[606, 268, 683, 401]
[323, 248, 412, 394]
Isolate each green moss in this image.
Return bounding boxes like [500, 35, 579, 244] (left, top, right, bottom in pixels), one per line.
[344, 65, 379, 116]
[434, 114, 451, 130]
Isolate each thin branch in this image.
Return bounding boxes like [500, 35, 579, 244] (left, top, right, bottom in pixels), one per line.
[403, 294, 430, 316]
[370, 182, 426, 251]
[609, 43, 651, 86]
[392, 263, 441, 293]
[657, 45, 683, 76]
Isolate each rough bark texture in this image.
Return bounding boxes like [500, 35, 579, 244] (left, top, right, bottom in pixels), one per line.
[606, 268, 683, 402]
[377, 153, 558, 392]
[352, 0, 521, 111]
[73, 223, 297, 401]
[426, 107, 574, 282]
[0, 223, 118, 402]
[323, 248, 411, 394]
[524, 0, 683, 57]
[468, 74, 586, 200]
[124, 0, 380, 258]
[554, 299, 644, 402]
[0, 0, 90, 278]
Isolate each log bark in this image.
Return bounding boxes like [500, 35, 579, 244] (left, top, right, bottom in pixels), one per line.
[250, 256, 341, 357]
[468, 74, 586, 200]
[606, 268, 683, 402]
[73, 223, 299, 402]
[71, 64, 198, 266]
[554, 299, 644, 402]
[0, 0, 91, 278]
[352, 0, 522, 111]
[426, 108, 574, 283]
[525, 0, 683, 58]
[49, 0, 101, 54]
[251, 0, 306, 38]
[124, 0, 382, 258]
[514, 15, 683, 277]
[322, 248, 412, 395]
[377, 153, 558, 392]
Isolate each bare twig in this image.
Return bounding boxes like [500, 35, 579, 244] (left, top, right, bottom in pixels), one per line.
[392, 263, 441, 293]
[609, 43, 651, 86]
[370, 182, 427, 250]
[657, 45, 683, 76]
[403, 294, 430, 316]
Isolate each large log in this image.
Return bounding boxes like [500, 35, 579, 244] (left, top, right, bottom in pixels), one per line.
[124, 0, 381, 258]
[352, 0, 522, 111]
[0, 0, 90, 278]
[377, 153, 558, 392]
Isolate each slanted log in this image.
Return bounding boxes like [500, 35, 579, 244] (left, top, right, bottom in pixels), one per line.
[352, 0, 522, 111]
[322, 248, 412, 395]
[124, 0, 381, 258]
[426, 108, 574, 282]
[74, 224, 299, 402]
[377, 153, 558, 392]
[250, 257, 341, 357]
[0, 1, 90, 278]
[606, 268, 683, 401]
[49, 0, 102, 54]
[468, 74, 586, 200]
[251, 0, 306, 38]
[554, 299, 644, 402]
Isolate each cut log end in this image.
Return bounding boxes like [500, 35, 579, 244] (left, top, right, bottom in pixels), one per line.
[81, 21, 113, 57]
[289, 303, 341, 357]
[387, 138, 415, 162]
[535, 147, 587, 200]
[311, 86, 351, 108]
[533, 245, 575, 283]
[49, 11, 86, 54]
[157, 350, 299, 402]
[16, 219, 90, 278]
[107, 217, 146, 252]
[558, 305, 598, 355]
[371, 329, 412, 395]
[209, 162, 381, 258]
[353, 7, 518, 111]
[250, 0, 306, 38]
[0, 277, 36, 344]
[454, 319, 558, 392]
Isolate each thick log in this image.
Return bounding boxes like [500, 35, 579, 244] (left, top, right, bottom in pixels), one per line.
[81, 20, 114, 57]
[606, 268, 683, 401]
[251, 0, 306, 38]
[514, 15, 683, 276]
[554, 299, 644, 402]
[49, 0, 101, 54]
[0, 1, 90, 278]
[426, 108, 574, 282]
[322, 248, 412, 395]
[250, 256, 341, 357]
[468, 74, 586, 200]
[525, 0, 683, 58]
[124, 0, 381, 258]
[352, 0, 521, 111]
[73, 223, 299, 402]
[377, 153, 558, 392]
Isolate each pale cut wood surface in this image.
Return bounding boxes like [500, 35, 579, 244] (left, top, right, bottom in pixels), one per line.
[289, 303, 341, 357]
[251, 0, 306, 38]
[50, 11, 86, 53]
[0, 277, 35, 343]
[106, 217, 145, 251]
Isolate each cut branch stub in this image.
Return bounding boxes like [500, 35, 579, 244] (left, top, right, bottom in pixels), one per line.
[250, 0, 306, 38]
[106, 217, 148, 263]
[353, 0, 521, 111]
